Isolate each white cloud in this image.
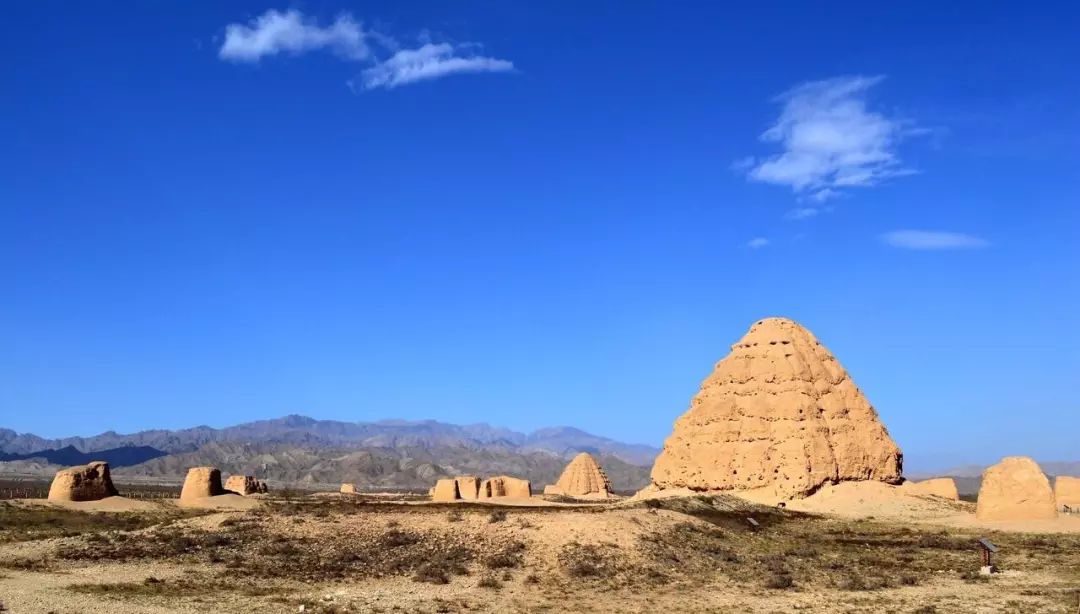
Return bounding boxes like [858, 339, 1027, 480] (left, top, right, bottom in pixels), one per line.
[219, 10, 514, 90]
[743, 75, 919, 201]
[219, 10, 369, 62]
[747, 237, 770, 249]
[359, 43, 514, 90]
[880, 230, 989, 250]
[784, 207, 819, 221]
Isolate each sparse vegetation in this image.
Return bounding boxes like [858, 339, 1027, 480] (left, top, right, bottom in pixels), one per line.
[559, 542, 622, 579]
[0, 493, 1074, 612]
[69, 576, 283, 600]
[482, 540, 525, 569]
[0, 502, 190, 543]
[763, 572, 794, 589]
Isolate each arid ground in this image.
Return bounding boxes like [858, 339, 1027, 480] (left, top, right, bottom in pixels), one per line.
[2, 488, 1079, 613]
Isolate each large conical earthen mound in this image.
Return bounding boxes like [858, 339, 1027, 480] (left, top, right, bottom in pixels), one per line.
[650, 317, 903, 498]
[547, 453, 613, 497]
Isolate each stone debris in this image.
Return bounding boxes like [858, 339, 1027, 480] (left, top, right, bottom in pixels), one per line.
[650, 317, 903, 498]
[47, 461, 119, 502]
[179, 467, 226, 501]
[976, 456, 1057, 521]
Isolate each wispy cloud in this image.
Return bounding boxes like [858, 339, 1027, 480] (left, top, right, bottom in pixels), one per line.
[784, 207, 819, 221]
[218, 10, 513, 90]
[747, 237, 770, 249]
[742, 75, 920, 201]
[220, 10, 369, 62]
[880, 230, 989, 250]
[357, 43, 514, 90]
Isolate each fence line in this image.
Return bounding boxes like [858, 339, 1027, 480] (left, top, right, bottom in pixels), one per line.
[0, 488, 180, 500]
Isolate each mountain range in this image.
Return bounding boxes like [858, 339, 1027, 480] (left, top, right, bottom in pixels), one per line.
[0, 415, 660, 491]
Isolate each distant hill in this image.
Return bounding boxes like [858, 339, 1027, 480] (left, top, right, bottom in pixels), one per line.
[0, 444, 166, 468]
[0, 415, 659, 491]
[0, 415, 658, 465]
[909, 461, 1080, 496]
[109, 441, 650, 492]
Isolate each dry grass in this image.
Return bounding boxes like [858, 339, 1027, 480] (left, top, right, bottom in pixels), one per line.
[0, 501, 194, 543]
[0, 493, 1071, 612]
[69, 575, 284, 599]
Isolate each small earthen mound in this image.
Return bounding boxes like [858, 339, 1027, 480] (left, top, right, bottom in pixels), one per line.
[1055, 476, 1080, 509]
[224, 475, 261, 496]
[179, 467, 225, 502]
[340, 483, 358, 494]
[47, 461, 119, 502]
[976, 456, 1057, 521]
[432, 478, 459, 501]
[903, 478, 959, 500]
[650, 317, 903, 499]
[549, 453, 612, 498]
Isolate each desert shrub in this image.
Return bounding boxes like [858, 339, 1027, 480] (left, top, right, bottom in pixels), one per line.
[763, 573, 794, 589]
[0, 557, 51, 572]
[488, 510, 508, 524]
[413, 563, 450, 584]
[257, 541, 300, 557]
[477, 575, 501, 589]
[836, 572, 892, 591]
[559, 542, 621, 579]
[916, 533, 968, 550]
[758, 554, 788, 574]
[483, 540, 525, 569]
[959, 569, 989, 584]
[784, 545, 820, 559]
[381, 529, 419, 548]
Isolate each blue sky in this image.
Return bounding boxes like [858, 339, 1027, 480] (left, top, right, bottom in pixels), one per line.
[2, 2, 1077, 470]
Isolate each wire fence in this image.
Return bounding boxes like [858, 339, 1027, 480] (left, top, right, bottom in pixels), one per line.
[0, 488, 48, 500]
[0, 488, 180, 501]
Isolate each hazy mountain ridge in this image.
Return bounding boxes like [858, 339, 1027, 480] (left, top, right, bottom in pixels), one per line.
[0, 415, 659, 465]
[908, 461, 1080, 496]
[0, 444, 166, 468]
[0, 415, 659, 491]
[108, 441, 650, 491]
[910, 461, 1080, 480]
